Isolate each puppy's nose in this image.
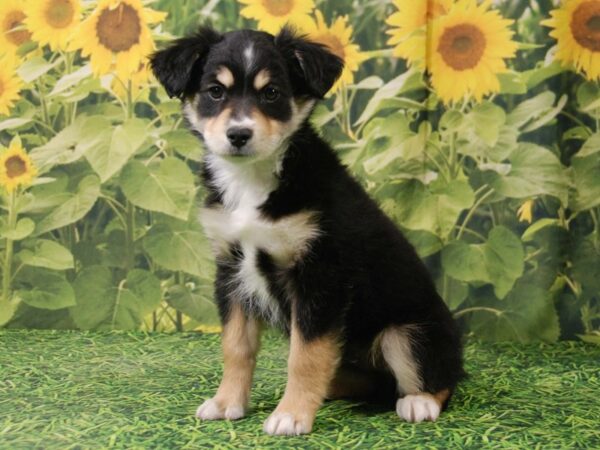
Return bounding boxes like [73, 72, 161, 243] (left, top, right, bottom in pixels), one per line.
[226, 127, 253, 148]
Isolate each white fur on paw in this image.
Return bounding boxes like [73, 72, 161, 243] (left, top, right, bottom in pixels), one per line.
[396, 394, 441, 423]
[195, 398, 245, 421]
[263, 412, 312, 436]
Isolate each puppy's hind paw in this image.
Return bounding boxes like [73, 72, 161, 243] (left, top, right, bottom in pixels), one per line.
[195, 398, 245, 421]
[396, 394, 441, 423]
[263, 412, 312, 436]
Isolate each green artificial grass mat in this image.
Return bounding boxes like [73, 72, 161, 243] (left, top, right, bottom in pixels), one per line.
[1, 331, 599, 449]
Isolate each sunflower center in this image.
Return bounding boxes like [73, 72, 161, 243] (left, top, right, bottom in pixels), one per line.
[571, 1, 600, 52]
[438, 24, 486, 71]
[262, 0, 294, 17]
[317, 34, 346, 61]
[44, 0, 75, 29]
[96, 3, 141, 52]
[3, 10, 32, 46]
[5, 156, 26, 178]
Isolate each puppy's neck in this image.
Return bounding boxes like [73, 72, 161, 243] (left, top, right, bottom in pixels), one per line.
[205, 152, 282, 211]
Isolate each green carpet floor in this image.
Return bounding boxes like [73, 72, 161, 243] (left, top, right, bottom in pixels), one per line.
[1, 330, 599, 449]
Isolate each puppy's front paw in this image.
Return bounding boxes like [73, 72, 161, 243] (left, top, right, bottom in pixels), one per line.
[263, 411, 313, 436]
[195, 397, 245, 421]
[396, 394, 441, 423]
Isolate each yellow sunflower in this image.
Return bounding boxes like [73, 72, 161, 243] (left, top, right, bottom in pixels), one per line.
[0, 53, 23, 117]
[386, 0, 453, 68]
[427, 0, 518, 104]
[542, 0, 600, 80]
[306, 11, 363, 92]
[0, 136, 37, 193]
[239, 0, 315, 34]
[70, 0, 166, 81]
[0, 0, 31, 56]
[24, 0, 81, 51]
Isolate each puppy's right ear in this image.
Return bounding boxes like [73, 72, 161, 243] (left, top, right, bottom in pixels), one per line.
[150, 26, 223, 99]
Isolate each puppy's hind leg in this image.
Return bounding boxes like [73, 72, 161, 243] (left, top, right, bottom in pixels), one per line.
[379, 325, 453, 423]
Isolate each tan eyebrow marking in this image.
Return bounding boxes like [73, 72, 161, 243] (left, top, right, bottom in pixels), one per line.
[253, 69, 271, 91]
[216, 66, 234, 88]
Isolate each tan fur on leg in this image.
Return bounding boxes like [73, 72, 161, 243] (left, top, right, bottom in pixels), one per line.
[263, 320, 340, 435]
[196, 304, 261, 420]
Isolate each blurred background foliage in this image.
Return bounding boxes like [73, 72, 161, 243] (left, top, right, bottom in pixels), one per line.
[0, 0, 598, 344]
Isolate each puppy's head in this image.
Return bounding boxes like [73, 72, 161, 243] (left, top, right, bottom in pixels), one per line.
[150, 26, 343, 161]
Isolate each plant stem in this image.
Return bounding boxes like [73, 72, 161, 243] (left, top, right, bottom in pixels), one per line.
[2, 191, 17, 307]
[456, 188, 495, 240]
[125, 200, 135, 271]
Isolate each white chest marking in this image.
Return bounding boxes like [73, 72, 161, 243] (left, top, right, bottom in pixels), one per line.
[200, 155, 320, 323]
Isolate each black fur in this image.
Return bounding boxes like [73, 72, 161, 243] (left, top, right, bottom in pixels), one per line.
[151, 25, 464, 409]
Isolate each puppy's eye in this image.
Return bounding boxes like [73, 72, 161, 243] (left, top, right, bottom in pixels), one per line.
[262, 86, 280, 102]
[208, 86, 225, 100]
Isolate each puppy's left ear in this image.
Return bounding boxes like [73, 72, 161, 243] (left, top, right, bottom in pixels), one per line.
[275, 26, 344, 98]
[150, 26, 223, 99]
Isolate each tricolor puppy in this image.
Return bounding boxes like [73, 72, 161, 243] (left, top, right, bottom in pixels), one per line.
[151, 26, 465, 436]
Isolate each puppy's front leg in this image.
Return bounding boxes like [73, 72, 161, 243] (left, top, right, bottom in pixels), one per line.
[263, 318, 340, 435]
[196, 303, 261, 420]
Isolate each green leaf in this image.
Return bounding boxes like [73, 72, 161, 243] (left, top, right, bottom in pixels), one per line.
[497, 71, 527, 95]
[394, 179, 475, 239]
[166, 284, 220, 325]
[31, 116, 112, 170]
[577, 81, 600, 119]
[17, 56, 62, 83]
[507, 92, 556, 128]
[0, 299, 16, 326]
[143, 222, 214, 278]
[442, 241, 488, 284]
[442, 226, 524, 299]
[0, 118, 32, 132]
[522, 218, 560, 242]
[17, 268, 76, 310]
[467, 281, 560, 343]
[349, 76, 384, 90]
[70, 267, 161, 330]
[469, 102, 506, 147]
[363, 121, 427, 175]
[120, 157, 196, 220]
[570, 153, 600, 212]
[355, 70, 424, 124]
[487, 143, 569, 204]
[575, 133, 600, 158]
[162, 129, 204, 162]
[404, 230, 443, 258]
[436, 276, 469, 311]
[0, 218, 35, 240]
[522, 60, 565, 89]
[35, 174, 101, 235]
[484, 227, 525, 299]
[18, 239, 74, 270]
[522, 94, 567, 133]
[48, 64, 92, 97]
[571, 237, 600, 294]
[85, 118, 148, 182]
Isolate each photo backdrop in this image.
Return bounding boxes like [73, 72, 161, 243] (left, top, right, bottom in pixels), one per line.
[0, 0, 599, 344]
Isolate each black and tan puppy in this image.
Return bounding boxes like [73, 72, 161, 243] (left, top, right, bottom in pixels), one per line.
[151, 26, 465, 436]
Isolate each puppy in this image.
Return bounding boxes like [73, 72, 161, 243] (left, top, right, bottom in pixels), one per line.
[151, 26, 465, 436]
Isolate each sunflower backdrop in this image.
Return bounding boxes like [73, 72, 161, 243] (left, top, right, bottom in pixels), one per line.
[0, 0, 598, 344]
